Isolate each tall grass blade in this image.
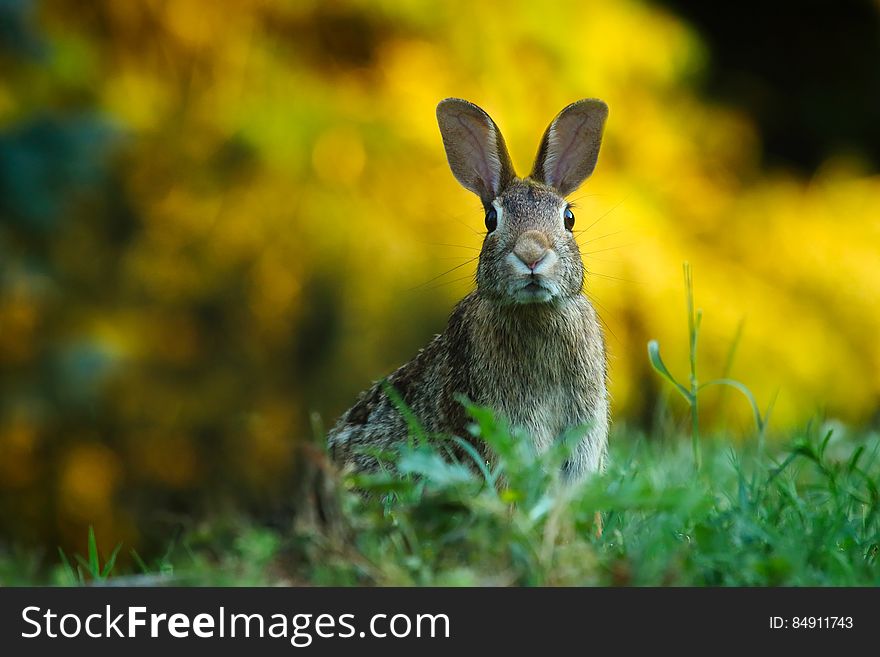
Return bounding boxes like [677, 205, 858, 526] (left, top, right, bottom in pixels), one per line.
[101, 542, 123, 578]
[647, 340, 691, 402]
[87, 525, 99, 577]
[57, 548, 78, 586]
[700, 378, 765, 432]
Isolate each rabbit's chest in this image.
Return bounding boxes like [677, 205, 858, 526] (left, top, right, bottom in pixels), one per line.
[509, 386, 573, 453]
[467, 295, 606, 453]
[479, 355, 597, 453]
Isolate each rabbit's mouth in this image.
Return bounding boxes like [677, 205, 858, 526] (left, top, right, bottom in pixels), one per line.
[511, 277, 554, 304]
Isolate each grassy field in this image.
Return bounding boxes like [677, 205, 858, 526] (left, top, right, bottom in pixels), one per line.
[3, 410, 878, 587]
[2, 269, 878, 587]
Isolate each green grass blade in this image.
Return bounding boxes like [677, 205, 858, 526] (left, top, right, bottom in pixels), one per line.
[87, 525, 100, 577]
[101, 542, 123, 578]
[820, 429, 833, 458]
[444, 434, 495, 486]
[721, 318, 745, 379]
[700, 378, 764, 432]
[381, 379, 427, 447]
[74, 554, 93, 576]
[130, 549, 149, 574]
[647, 340, 692, 403]
[684, 262, 698, 389]
[57, 548, 77, 586]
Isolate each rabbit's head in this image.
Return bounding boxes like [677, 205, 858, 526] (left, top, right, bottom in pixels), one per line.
[437, 98, 608, 305]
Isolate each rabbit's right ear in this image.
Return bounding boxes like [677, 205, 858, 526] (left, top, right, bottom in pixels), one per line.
[436, 99, 516, 205]
[531, 99, 608, 197]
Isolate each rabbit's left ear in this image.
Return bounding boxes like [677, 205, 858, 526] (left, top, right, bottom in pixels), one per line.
[531, 99, 608, 196]
[437, 98, 516, 205]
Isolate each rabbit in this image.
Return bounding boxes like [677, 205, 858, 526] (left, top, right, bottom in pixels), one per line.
[327, 98, 610, 484]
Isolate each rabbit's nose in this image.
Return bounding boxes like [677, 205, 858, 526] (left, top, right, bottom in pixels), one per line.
[514, 230, 550, 270]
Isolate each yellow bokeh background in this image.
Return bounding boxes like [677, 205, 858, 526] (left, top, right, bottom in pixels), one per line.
[1, 0, 878, 554]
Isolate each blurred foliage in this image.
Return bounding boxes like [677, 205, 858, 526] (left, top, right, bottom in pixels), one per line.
[1, 0, 879, 556]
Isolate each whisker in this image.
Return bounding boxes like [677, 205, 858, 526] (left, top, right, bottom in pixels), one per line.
[568, 193, 605, 204]
[424, 242, 481, 252]
[407, 256, 479, 291]
[585, 293, 620, 345]
[578, 229, 626, 245]
[583, 254, 626, 265]
[446, 211, 483, 237]
[585, 242, 637, 255]
[578, 197, 628, 236]
[587, 271, 639, 284]
[414, 274, 477, 294]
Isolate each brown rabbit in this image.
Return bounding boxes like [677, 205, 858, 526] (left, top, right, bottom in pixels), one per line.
[328, 98, 610, 483]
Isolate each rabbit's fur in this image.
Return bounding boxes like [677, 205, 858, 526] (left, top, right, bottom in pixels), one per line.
[328, 98, 610, 482]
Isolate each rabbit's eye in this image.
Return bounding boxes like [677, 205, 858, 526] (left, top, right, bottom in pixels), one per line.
[485, 207, 498, 232]
[564, 207, 575, 231]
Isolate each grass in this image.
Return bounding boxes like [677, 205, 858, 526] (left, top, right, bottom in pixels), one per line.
[648, 262, 772, 470]
[1, 266, 878, 586]
[2, 409, 878, 587]
[57, 526, 122, 585]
